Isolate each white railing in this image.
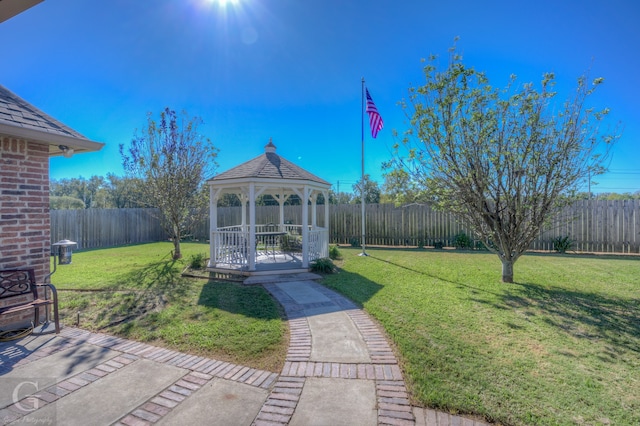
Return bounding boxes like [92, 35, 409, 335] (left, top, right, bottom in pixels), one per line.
[212, 225, 329, 269]
[219, 224, 288, 233]
[218, 225, 244, 232]
[256, 224, 282, 233]
[308, 227, 329, 262]
[212, 230, 249, 267]
[284, 224, 301, 235]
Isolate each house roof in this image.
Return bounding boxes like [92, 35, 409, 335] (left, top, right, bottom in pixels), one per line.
[210, 140, 331, 186]
[0, 0, 43, 23]
[0, 85, 104, 156]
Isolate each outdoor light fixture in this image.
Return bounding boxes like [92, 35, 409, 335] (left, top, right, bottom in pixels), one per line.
[58, 144, 75, 158]
[52, 239, 77, 265]
[34, 239, 77, 335]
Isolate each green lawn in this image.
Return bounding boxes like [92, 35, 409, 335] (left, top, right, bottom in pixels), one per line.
[322, 247, 640, 426]
[50, 242, 287, 372]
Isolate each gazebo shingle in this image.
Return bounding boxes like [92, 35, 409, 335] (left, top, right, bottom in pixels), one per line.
[211, 140, 330, 186]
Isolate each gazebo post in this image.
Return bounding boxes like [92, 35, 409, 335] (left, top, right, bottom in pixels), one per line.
[302, 186, 310, 268]
[249, 183, 256, 271]
[274, 190, 290, 232]
[209, 187, 220, 267]
[278, 192, 285, 232]
[311, 191, 317, 229]
[240, 193, 247, 232]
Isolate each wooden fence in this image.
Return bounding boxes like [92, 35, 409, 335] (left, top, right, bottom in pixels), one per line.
[328, 201, 640, 254]
[50, 209, 166, 250]
[531, 199, 640, 253]
[51, 200, 640, 254]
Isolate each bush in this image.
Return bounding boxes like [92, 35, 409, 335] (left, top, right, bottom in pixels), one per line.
[189, 253, 207, 269]
[310, 258, 335, 274]
[349, 238, 360, 248]
[329, 245, 342, 260]
[454, 232, 474, 249]
[553, 236, 574, 254]
[475, 240, 487, 250]
[433, 241, 444, 249]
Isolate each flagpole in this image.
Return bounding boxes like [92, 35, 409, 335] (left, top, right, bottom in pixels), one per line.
[360, 77, 367, 257]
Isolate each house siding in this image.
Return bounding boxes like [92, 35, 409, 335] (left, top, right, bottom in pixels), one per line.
[0, 136, 51, 330]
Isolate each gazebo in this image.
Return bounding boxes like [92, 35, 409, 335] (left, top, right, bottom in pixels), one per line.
[207, 140, 331, 275]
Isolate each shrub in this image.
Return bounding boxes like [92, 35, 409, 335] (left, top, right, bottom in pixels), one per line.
[553, 236, 574, 254]
[454, 232, 474, 249]
[349, 238, 360, 248]
[434, 241, 444, 249]
[189, 253, 207, 269]
[329, 245, 342, 260]
[310, 258, 335, 273]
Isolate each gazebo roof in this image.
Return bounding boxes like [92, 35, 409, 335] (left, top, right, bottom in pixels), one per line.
[210, 140, 330, 186]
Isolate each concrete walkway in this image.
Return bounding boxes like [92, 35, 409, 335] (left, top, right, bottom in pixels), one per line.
[0, 277, 488, 425]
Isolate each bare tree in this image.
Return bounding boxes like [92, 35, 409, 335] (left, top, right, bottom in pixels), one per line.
[120, 108, 218, 260]
[391, 46, 619, 282]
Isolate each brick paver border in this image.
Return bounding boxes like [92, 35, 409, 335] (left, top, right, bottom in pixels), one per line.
[0, 352, 138, 424]
[55, 328, 278, 390]
[253, 376, 305, 425]
[115, 370, 215, 426]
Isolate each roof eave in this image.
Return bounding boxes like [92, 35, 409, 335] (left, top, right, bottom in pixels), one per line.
[0, 122, 104, 156]
[208, 176, 331, 189]
[0, 0, 43, 23]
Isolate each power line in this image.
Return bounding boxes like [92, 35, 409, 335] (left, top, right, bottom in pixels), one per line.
[606, 171, 640, 175]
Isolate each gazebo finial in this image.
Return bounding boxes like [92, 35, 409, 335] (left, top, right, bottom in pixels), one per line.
[265, 138, 276, 153]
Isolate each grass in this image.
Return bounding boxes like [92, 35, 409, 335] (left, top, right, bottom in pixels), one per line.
[50, 242, 287, 372]
[322, 247, 640, 426]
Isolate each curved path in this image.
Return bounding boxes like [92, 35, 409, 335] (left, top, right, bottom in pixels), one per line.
[255, 279, 412, 425]
[0, 277, 487, 425]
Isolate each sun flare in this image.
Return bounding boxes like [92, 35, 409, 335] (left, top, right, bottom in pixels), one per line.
[206, 0, 239, 7]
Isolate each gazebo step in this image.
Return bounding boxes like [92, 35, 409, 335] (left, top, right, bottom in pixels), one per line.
[243, 272, 323, 285]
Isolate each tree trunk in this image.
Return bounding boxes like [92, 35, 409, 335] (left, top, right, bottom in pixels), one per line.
[172, 238, 182, 260]
[501, 258, 514, 283]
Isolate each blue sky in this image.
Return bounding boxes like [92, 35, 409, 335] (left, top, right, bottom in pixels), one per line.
[2, 0, 639, 193]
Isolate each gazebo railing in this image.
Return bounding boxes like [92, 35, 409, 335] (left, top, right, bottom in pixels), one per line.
[218, 224, 317, 235]
[211, 225, 329, 270]
[218, 225, 244, 232]
[212, 230, 249, 268]
[308, 228, 328, 261]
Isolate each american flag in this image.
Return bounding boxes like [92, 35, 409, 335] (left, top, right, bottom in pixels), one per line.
[365, 88, 383, 138]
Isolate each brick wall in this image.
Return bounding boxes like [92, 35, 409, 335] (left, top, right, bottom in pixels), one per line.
[0, 136, 51, 330]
